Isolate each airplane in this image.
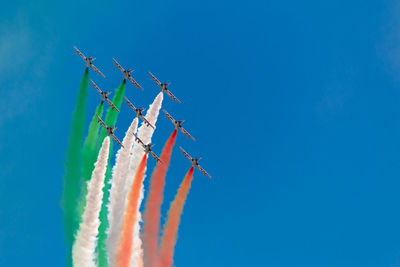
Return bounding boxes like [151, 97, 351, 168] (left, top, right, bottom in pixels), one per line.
[96, 115, 124, 147]
[133, 133, 162, 163]
[162, 109, 195, 141]
[148, 72, 181, 103]
[112, 58, 143, 90]
[179, 147, 211, 178]
[124, 96, 155, 129]
[90, 80, 120, 112]
[73, 46, 105, 78]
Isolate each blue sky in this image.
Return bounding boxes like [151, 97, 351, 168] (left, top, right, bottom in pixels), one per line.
[2, 0, 400, 266]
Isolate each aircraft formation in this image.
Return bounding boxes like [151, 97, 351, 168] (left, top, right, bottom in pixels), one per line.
[74, 46, 211, 178]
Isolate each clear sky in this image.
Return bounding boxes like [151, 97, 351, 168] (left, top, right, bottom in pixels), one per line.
[1, 0, 400, 266]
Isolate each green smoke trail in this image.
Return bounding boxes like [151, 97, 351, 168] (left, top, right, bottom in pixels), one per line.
[97, 80, 127, 267]
[99, 80, 127, 141]
[78, 102, 105, 216]
[62, 68, 89, 267]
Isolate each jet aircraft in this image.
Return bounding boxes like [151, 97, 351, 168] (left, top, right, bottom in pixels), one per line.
[74, 46, 105, 78]
[179, 147, 211, 178]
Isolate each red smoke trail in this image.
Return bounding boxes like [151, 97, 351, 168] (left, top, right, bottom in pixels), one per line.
[116, 154, 148, 267]
[159, 167, 194, 267]
[142, 130, 178, 267]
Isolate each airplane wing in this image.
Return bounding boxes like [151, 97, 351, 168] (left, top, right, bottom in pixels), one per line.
[91, 80, 103, 94]
[197, 165, 211, 178]
[106, 98, 120, 113]
[74, 46, 86, 61]
[133, 133, 146, 147]
[149, 150, 163, 163]
[96, 114, 107, 128]
[148, 72, 162, 87]
[128, 76, 143, 90]
[162, 109, 175, 123]
[179, 147, 192, 161]
[90, 64, 106, 78]
[180, 127, 195, 141]
[140, 115, 155, 129]
[111, 134, 124, 148]
[165, 89, 181, 103]
[124, 96, 136, 110]
[112, 58, 125, 73]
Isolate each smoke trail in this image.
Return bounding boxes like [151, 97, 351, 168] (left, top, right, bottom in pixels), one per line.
[97, 80, 127, 267]
[107, 118, 139, 266]
[116, 154, 148, 267]
[126, 93, 164, 188]
[142, 130, 178, 267]
[126, 92, 164, 267]
[79, 102, 105, 215]
[72, 137, 110, 267]
[62, 69, 89, 266]
[159, 167, 195, 267]
[136, 252, 144, 267]
[99, 80, 127, 142]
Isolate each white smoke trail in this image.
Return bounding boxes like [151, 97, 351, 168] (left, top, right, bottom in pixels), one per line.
[126, 92, 164, 266]
[107, 118, 139, 267]
[72, 137, 110, 267]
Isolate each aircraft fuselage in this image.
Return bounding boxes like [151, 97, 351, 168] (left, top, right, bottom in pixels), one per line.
[175, 120, 183, 129]
[106, 127, 115, 136]
[123, 70, 132, 80]
[191, 158, 199, 166]
[85, 57, 93, 67]
[101, 92, 107, 102]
